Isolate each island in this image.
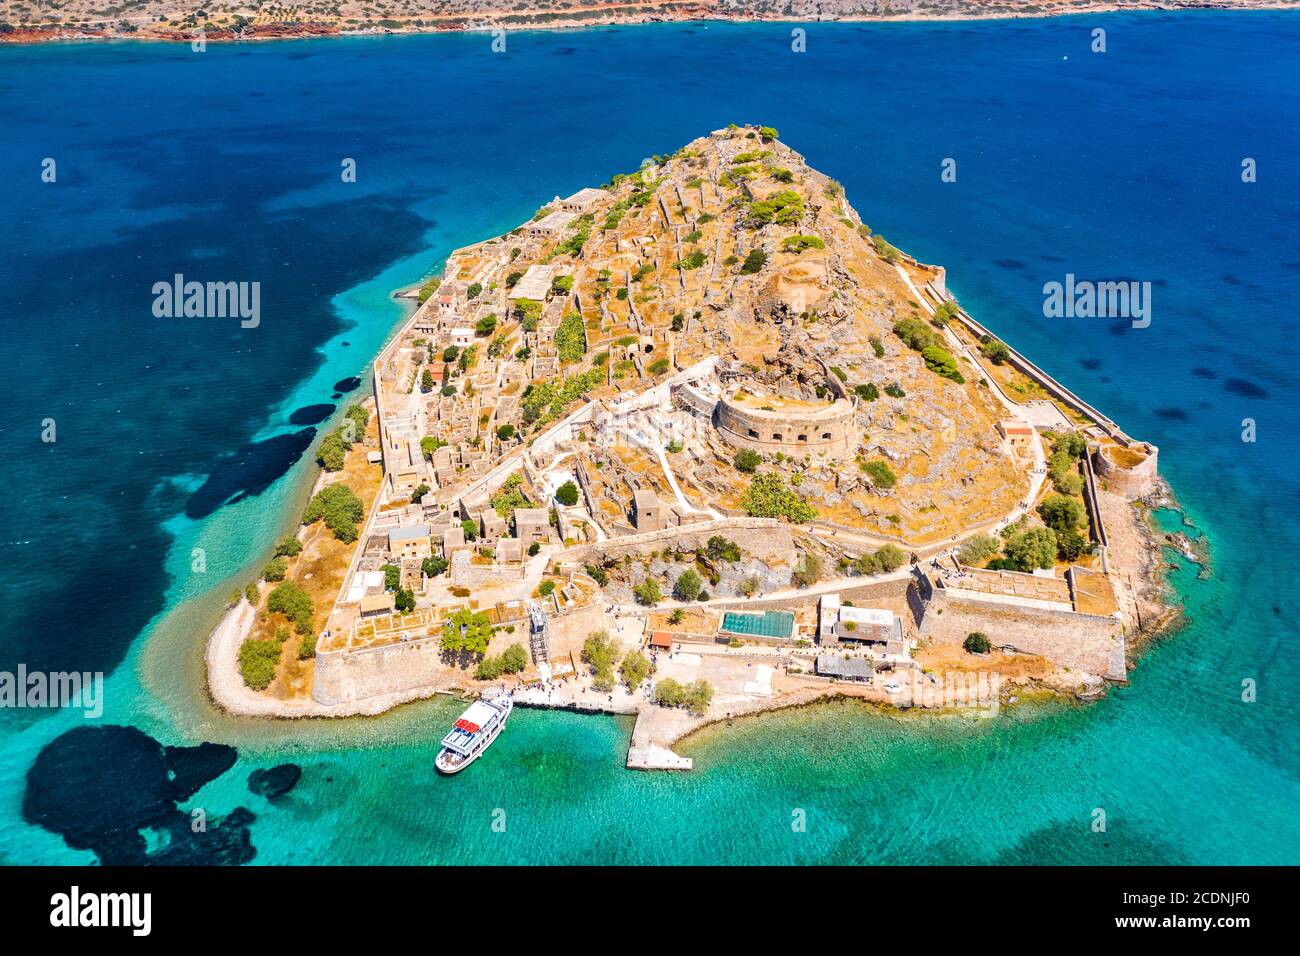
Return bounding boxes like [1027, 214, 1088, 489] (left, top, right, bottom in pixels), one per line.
[3, 1, 1296, 45]
[206, 125, 1178, 771]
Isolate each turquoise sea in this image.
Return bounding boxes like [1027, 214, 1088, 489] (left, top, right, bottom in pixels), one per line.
[1, 13, 1297, 864]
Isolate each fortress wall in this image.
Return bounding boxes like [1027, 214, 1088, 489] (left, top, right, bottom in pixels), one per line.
[1092, 443, 1160, 499]
[562, 517, 793, 566]
[313, 636, 446, 706]
[715, 395, 854, 459]
[915, 586, 1126, 681]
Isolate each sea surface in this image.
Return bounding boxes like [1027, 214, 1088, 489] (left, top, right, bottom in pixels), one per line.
[0, 13, 1297, 865]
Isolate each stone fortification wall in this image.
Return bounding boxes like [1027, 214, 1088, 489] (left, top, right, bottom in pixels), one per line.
[912, 583, 1126, 681]
[1092, 442, 1160, 499]
[313, 636, 445, 706]
[715, 392, 854, 459]
[561, 517, 793, 566]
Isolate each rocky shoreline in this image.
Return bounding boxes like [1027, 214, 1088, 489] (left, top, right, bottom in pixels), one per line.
[5, 3, 1299, 47]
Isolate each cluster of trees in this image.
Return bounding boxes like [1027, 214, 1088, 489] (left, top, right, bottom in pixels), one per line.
[987, 523, 1059, 572]
[781, 234, 825, 253]
[441, 609, 494, 658]
[892, 317, 964, 384]
[582, 631, 619, 691]
[1047, 432, 1087, 497]
[303, 483, 364, 543]
[654, 678, 713, 715]
[316, 404, 370, 471]
[745, 189, 804, 227]
[673, 249, 707, 271]
[741, 473, 818, 523]
[520, 368, 604, 425]
[267, 581, 314, 635]
[239, 634, 282, 691]
[422, 554, 448, 578]
[555, 311, 587, 364]
[491, 472, 530, 519]
[475, 643, 528, 680]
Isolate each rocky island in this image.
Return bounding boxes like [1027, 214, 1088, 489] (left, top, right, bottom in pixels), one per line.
[207, 125, 1177, 770]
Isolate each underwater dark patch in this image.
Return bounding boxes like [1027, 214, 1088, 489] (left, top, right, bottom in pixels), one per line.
[1078, 358, 1102, 370]
[1154, 407, 1189, 421]
[333, 376, 362, 393]
[23, 725, 254, 865]
[184, 428, 317, 519]
[1223, 378, 1269, 399]
[289, 403, 335, 425]
[248, 764, 303, 799]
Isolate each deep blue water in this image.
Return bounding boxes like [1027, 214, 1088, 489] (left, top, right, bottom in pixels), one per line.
[0, 14, 1296, 865]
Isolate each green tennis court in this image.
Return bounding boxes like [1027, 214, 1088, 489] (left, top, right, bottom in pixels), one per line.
[720, 610, 795, 639]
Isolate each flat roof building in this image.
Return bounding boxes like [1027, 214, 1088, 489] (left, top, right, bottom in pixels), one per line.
[508, 263, 557, 301]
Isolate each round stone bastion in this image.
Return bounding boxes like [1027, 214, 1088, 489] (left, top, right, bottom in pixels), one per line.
[715, 388, 855, 459]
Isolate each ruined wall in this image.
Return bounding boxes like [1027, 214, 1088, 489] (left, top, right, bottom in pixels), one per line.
[313, 637, 446, 706]
[561, 518, 794, 566]
[914, 585, 1126, 681]
[715, 394, 854, 459]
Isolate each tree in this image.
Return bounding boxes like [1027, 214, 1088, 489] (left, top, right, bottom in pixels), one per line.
[267, 581, 314, 635]
[980, 339, 1011, 364]
[501, 644, 528, 674]
[583, 631, 619, 691]
[737, 575, 762, 597]
[421, 555, 448, 578]
[382, 564, 401, 591]
[964, 632, 992, 654]
[1052, 432, 1088, 459]
[620, 651, 652, 691]
[1005, 527, 1058, 571]
[239, 638, 280, 690]
[706, 536, 741, 562]
[274, 534, 303, 558]
[411, 482, 430, 503]
[673, 568, 703, 602]
[551, 275, 574, 295]
[875, 544, 906, 572]
[740, 248, 768, 274]
[467, 282, 483, 299]
[1039, 494, 1084, 534]
[733, 448, 761, 473]
[475, 656, 505, 680]
[1057, 527, 1088, 562]
[474, 313, 497, 336]
[497, 423, 516, 442]
[461, 518, 478, 541]
[421, 368, 435, 391]
[421, 435, 447, 460]
[263, 556, 287, 582]
[757, 125, 779, 142]
[555, 480, 580, 506]
[394, 587, 415, 613]
[634, 578, 662, 607]
[316, 431, 347, 471]
[303, 483, 364, 543]
[442, 609, 494, 657]
[538, 580, 556, 597]
[958, 534, 1001, 567]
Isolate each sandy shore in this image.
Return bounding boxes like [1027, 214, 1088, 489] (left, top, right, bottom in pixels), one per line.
[204, 599, 456, 718]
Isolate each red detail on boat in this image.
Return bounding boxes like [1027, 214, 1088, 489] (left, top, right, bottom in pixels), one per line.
[454, 718, 481, 733]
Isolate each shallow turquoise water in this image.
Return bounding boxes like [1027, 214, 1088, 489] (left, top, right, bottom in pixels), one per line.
[0, 14, 1297, 864]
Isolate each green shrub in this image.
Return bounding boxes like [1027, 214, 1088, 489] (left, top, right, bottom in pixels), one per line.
[861, 459, 897, 489]
[963, 632, 992, 654]
[733, 448, 761, 473]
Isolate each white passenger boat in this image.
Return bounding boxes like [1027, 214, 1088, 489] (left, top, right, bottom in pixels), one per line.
[435, 690, 513, 775]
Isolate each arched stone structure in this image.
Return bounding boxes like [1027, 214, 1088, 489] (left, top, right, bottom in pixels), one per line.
[715, 388, 855, 459]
